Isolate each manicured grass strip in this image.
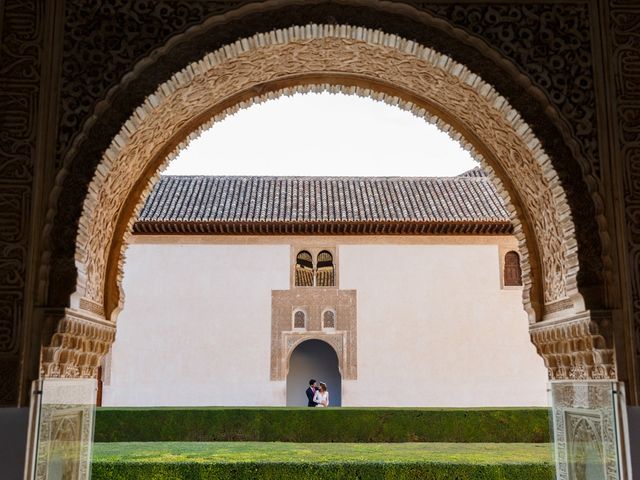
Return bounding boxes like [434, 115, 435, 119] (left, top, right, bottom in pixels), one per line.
[95, 407, 550, 443]
[92, 462, 555, 480]
[93, 441, 554, 463]
[91, 442, 555, 480]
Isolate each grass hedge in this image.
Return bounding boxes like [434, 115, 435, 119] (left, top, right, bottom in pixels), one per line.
[91, 462, 554, 480]
[94, 407, 550, 443]
[92, 441, 554, 480]
[92, 441, 554, 463]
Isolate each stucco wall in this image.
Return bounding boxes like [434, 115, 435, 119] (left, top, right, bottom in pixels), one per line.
[103, 244, 290, 406]
[103, 236, 548, 407]
[339, 244, 547, 407]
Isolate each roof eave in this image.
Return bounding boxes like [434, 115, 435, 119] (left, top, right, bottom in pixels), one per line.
[132, 220, 513, 236]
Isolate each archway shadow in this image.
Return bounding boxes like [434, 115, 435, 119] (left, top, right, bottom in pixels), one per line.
[287, 339, 341, 407]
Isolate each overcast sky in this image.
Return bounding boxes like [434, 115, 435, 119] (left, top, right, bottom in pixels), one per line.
[163, 92, 478, 177]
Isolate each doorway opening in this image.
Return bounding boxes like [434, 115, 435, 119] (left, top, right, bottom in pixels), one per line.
[286, 339, 342, 407]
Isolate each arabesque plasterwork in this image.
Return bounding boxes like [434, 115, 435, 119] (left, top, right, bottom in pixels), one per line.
[0, 1, 633, 478]
[74, 25, 576, 320]
[271, 286, 357, 381]
[530, 311, 616, 381]
[40, 309, 115, 379]
[38, 24, 612, 382]
[3, 0, 637, 409]
[550, 381, 628, 480]
[32, 378, 97, 480]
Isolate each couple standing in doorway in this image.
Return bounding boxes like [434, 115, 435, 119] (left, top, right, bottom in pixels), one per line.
[306, 379, 330, 407]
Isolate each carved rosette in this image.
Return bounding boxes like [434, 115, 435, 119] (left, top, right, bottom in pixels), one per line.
[40, 310, 115, 379]
[530, 311, 616, 381]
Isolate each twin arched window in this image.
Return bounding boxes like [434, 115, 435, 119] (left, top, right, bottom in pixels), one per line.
[292, 309, 336, 330]
[504, 250, 523, 286]
[295, 250, 335, 287]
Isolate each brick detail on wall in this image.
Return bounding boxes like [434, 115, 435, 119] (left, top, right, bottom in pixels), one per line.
[271, 288, 357, 381]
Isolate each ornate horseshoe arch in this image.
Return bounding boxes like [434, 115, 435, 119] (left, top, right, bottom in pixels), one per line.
[40, 25, 614, 382]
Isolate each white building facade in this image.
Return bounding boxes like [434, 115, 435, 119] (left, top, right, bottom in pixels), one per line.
[101, 173, 549, 407]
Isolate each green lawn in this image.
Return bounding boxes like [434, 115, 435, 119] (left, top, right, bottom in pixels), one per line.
[93, 441, 553, 464]
[91, 442, 555, 479]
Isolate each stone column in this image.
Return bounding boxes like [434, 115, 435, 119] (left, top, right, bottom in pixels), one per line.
[530, 311, 616, 381]
[531, 310, 632, 478]
[40, 309, 115, 380]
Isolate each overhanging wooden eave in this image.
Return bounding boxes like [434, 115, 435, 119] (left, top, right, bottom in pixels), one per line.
[132, 220, 513, 236]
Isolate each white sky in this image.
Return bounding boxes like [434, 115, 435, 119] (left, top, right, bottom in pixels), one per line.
[163, 92, 478, 177]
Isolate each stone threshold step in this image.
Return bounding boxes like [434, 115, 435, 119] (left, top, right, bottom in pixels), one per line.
[92, 442, 555, 480]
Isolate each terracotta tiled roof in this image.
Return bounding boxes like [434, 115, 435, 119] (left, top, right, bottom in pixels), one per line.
[457, 167, 486, 178]
[134, 171, 512, 235]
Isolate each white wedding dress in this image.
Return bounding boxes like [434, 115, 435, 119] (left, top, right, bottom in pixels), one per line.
[313, 390, 329, 407]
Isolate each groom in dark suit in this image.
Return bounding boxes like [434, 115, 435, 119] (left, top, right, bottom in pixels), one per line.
[306, 379, 318, 407]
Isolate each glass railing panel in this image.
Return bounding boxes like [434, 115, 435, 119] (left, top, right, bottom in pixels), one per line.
[549, 381, 629, 480]
[28, 378, 97, 480]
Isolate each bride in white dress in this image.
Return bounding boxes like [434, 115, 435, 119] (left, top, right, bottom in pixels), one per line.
[313, 382, 329, 407]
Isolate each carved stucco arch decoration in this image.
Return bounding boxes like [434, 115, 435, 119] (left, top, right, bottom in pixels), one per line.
[40, 24, 616, 381]
[42, 0, 611, 315]
[72, 25, 575, 321]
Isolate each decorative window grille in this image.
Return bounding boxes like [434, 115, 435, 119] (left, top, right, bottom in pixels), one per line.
[294, 310, 306, 329]
[295, 251, 314, 286]
[316, 250, 335, 286]
[323, 310, 335, 329]
[504, 250, 523, 286]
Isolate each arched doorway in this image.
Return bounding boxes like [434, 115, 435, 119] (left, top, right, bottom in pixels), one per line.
[286, 340, 342, 407]
[31, 13, 631, 478]
[46, 24, 613, 383]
